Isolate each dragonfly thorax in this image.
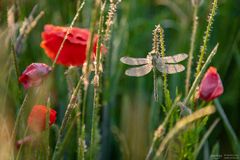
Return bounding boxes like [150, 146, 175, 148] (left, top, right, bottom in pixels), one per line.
[151, 54, 165, 67]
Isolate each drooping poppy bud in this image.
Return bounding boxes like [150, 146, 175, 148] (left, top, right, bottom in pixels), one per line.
[40, 24, 104, 66]
[27, 105, 56, 132]
[19, 63, 52, 89]
[199, 67, 224, 101]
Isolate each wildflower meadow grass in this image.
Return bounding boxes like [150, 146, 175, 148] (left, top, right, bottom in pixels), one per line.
[0, 0, 240, 159]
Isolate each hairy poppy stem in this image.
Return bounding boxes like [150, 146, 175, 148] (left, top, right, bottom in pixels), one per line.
[79, 0, 101, 159]
[54, 112, 80, 159]
[11, 92, 29, 141]
[90, 1, 106, 159]
[10, 42, 20, 78]
[52, 77, 83, 160]
[152, 25, 161, 101]
[195, 0, 218, 77]
[185, 6, 199, 95]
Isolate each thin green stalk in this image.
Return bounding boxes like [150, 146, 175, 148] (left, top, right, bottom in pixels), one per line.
[11, 92, 29, 141]
[79, 1, 101, 159]
[10, 42, 20, 78]
[52, 77, 83, 160]
[45, 96, 51, 160]
[84, 0, 100, 74]
[214, 99, 240, 154]
[194, 118, 220, 158]
[16, 127, 29, 160]
[152, 25, 160, 101]
[195, 0, 218, 77]
[155, 106, 216, 158]
[77, 90, 82, 160]
[55, 111, 80, 159]
[159, 25, 169, 106]
[51, 1, 85, 69]
[153, 68, 158, 101]
[184, 43, 219, 105]
[90, 1, 106, 160]
[185, 6, 199, 95]
[79, 87, 88, 160]
[104, 0, 121, 43]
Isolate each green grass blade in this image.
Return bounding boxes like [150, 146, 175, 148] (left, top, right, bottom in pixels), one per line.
[214, 99, 240, 154]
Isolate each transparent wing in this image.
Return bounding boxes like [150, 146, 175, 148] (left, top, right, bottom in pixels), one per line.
[125, 64, 152, 77]
[161, 53, 188, 63]
[120, 56, 149, 65]
[156, 64, 185, 74]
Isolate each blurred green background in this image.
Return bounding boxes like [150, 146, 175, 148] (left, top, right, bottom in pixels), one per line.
[0, 0, 239, 159]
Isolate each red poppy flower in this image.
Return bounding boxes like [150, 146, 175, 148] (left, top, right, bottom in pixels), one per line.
[19, 63, 52, 89]
[199, 66, 224, 101]
[41, 24, 102, 66]
[28, 105, 56, 132]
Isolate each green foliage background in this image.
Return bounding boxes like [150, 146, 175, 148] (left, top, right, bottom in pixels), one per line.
[0, 0, 239, 159]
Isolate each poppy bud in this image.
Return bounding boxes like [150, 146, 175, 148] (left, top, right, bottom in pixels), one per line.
[19, 63, 52, 89]
[199, 67, 224, 101]
[28, 105, 56, 132]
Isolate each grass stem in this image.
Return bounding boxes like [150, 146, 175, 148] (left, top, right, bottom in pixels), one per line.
[52, 77, 83, 160]
[185, 6, 199, 95]
[214, 99, 240, 154]
[90, 1, 106, 159]
[11, 92, 29, 141]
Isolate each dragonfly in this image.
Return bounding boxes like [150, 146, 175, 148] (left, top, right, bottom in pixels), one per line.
[120, 52, 188, 77]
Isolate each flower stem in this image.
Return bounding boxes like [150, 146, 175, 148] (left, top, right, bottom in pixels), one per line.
[10, 42, 20, 78]
[195, 0, 218, 77]
[184, 44, 218, 105]
[55, 111, 80, 159]
[185, 6, 199, 95]
[11, 92, 29, 141]
[52, 77, 83, 160]
[90, 1, 106, 160]
[78, 1, 101, 159]
[158, 25, 169, 106]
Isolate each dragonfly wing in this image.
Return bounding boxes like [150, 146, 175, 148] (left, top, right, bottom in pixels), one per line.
[125, 64, 152, 77]
[161, 53, 188, 63]
[120, 57, 149, 65]
[156, 64, 185, 74]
